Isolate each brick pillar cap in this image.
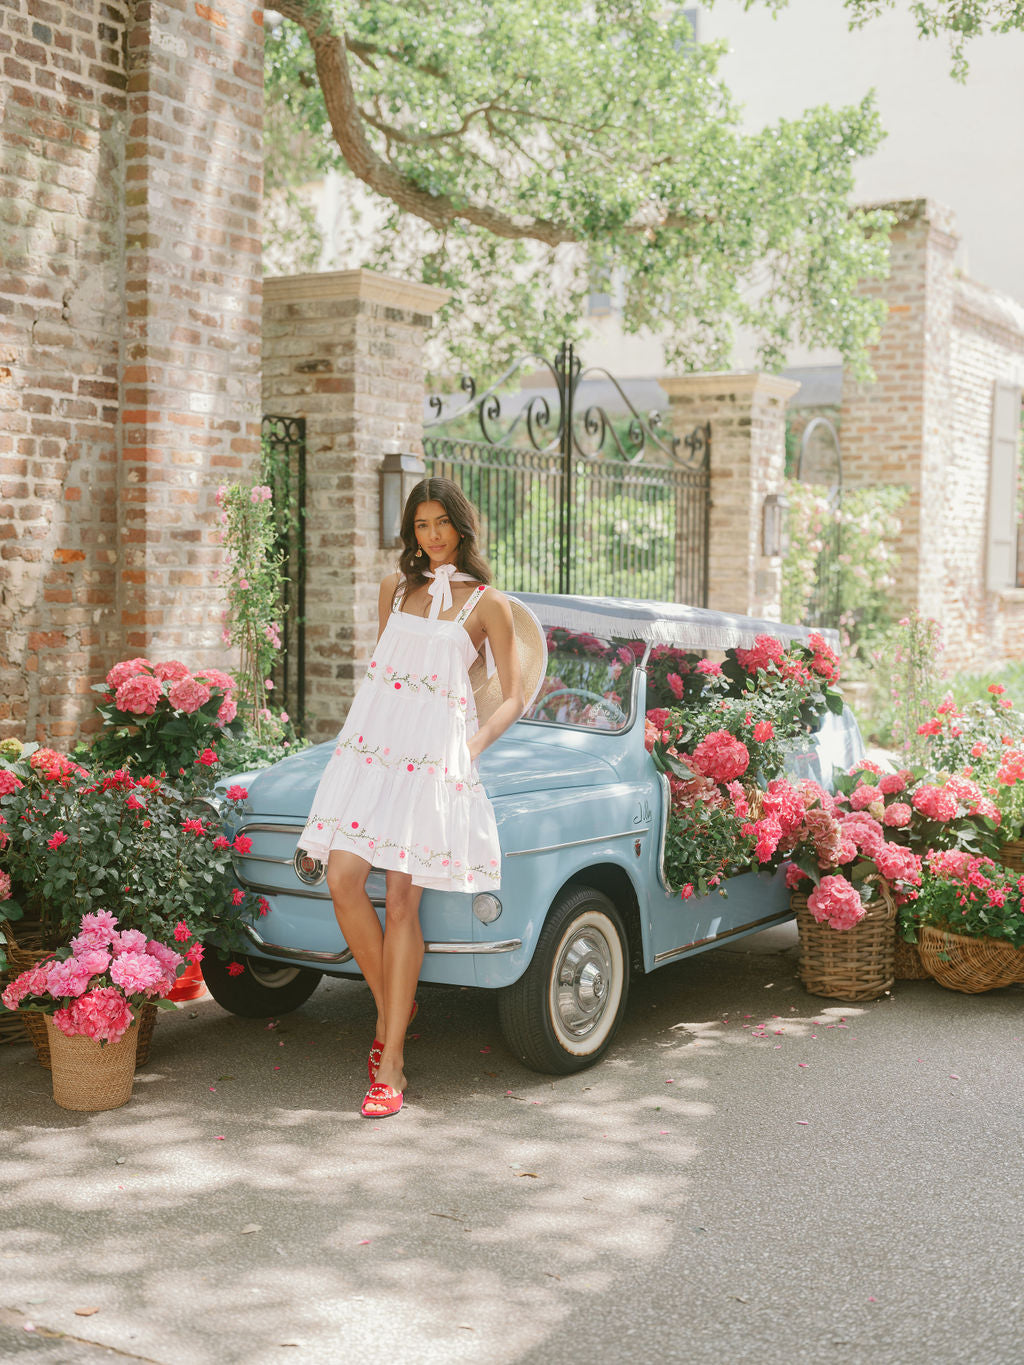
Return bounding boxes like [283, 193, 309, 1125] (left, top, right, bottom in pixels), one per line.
[264, 268, 450, 314]
[661, 372, 802, 403]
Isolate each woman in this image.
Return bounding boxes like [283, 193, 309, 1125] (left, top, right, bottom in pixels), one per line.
[296, 478, 525, 1117]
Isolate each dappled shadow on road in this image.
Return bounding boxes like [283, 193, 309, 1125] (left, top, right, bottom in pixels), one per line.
[1, 959, 727, 1365]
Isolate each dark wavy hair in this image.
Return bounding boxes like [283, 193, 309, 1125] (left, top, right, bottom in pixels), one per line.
[395, 478, 491, 599]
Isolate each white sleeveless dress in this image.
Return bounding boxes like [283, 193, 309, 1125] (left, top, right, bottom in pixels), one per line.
[295, 576, 502, 893]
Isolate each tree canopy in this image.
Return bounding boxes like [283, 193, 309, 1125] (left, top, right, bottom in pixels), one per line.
[267, 0, 896, 375]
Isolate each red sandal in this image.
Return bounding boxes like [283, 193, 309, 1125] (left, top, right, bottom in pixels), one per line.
[367, 1000, 418, 1082]
[360, 1082, 404, 1119]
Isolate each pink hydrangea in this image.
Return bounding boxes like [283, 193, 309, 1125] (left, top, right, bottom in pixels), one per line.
[752, 720, 774, 743]
[912, 784, 959, 822]
[53, 987, 134, 1044]
[1, 963, 50, 1011]
[874, 844, 922, 886]
[849, 784, 882, 811]
[0, 771, 25, 796]
[666, 672, 684, 700]
[807, 874, 865, 931]
[105, 657, 153, 689]
[689, 730, 750, 783]
[762, 779, 807, 843]
[115, 673, 163, 716]
[877, 771, 908, 796]
[216, 695, 238, 726]
[785, 863, 809, 889]
[696, 659, 722, 676]
[734, 634, 785, 675]
[110, 951, 166, 997]
[152, 660, 191, 683]
[839, 811, 886, 858]
[196, 668, 236, 692]
[882, 802, 912, 828]
[168, 677, 212, 714]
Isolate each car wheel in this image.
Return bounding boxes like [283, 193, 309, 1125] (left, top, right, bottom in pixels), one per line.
[497, 885, 630, 1075]
[200, 948, 323, 1018]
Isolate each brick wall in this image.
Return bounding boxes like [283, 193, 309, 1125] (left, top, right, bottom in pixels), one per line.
[0, 0, 130, 741]
[0, 0, 264, 743]
[663, 373, 798, 619]
[262, 270, 448, 739]
[840, 198, 1024, 674]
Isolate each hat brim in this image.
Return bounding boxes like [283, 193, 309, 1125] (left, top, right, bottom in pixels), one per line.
[469, 596, 548, 726]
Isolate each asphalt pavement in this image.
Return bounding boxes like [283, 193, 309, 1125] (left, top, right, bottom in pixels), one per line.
[2, 923, 1022, 1365]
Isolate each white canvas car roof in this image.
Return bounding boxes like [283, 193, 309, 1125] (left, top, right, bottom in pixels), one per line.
[516, 593, 840, 652]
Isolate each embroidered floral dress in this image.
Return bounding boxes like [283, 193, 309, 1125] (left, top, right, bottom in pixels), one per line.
[296, 573, 502, 893]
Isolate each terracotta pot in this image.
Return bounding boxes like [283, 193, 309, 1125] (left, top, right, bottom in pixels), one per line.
[166, 959, 206, 1002]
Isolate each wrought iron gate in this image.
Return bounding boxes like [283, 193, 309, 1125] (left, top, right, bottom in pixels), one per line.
[422, 343, 711, 604]
[261, 415, 306, 732]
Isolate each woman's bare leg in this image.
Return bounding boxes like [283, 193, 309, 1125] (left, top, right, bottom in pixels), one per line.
[324, 850, 387, 1038]
[366, 870, 424, 1108]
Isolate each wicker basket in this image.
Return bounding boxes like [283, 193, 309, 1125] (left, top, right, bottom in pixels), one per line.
[999, 838, 1024, 876]
[792, 887, 897, 1002]
[917, 924, 1024, 994]
[2, 920, 159, 1068]
[893, 936, 930, 981]
[45, 1015, 138, 1111]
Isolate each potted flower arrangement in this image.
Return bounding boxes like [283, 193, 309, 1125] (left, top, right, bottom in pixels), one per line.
[2, 911, 183, 1110]
[0, 740, 265, 1064]
[911, 851, 1024, 993]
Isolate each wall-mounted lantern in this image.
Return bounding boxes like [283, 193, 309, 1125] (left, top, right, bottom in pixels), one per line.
[378, 451, 426, 549]
[761, 490, 791, 558]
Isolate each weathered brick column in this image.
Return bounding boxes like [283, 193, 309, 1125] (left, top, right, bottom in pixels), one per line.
[120, 0, 264, 662]
[840, 199, 959, 621]
[262, 269, 449, 739]
[662, 373, 799, 619]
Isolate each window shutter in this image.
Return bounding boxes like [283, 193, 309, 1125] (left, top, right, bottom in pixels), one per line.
[986, 380, 1023, 591]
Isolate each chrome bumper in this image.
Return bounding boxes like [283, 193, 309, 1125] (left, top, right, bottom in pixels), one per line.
[241, 923, 521, 966]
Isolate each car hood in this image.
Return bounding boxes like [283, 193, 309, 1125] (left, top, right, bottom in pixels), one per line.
[239, 731, 618, 817]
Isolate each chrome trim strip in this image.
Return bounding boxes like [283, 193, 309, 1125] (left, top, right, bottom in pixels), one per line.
[506, 827, 650, 858]
[237, 821, 305, 837]
[235, 871, 331, 901]
[424, 939, 521, 955]
[240, 852, 295, 867]
[655, 771, 673, 893]
[241, 922, 521, 962]
[652, 910, 793, 965]
[242, 924, 354, 965]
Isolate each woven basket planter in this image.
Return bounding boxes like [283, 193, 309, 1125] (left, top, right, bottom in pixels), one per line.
[999, 838, 1024, 877]
[2, 919, 159, 1068]
[44, 1015, 138, 1111]
[792, 888, 897, 1002]
[917, 924, 1024, 994]
[893, 936, 929, 981]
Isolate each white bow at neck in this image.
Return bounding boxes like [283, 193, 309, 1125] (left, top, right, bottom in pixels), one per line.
[424, 563, 474, 620]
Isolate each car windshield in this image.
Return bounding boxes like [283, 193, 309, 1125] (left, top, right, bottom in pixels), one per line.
[522, 628, 643, 732]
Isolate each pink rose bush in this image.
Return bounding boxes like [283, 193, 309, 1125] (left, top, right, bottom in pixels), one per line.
[2, 911, 183, 1045]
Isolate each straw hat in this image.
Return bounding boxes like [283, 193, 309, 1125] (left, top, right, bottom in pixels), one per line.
[470, 595, 548, 725]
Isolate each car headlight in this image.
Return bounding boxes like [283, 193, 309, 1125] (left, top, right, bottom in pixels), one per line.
[293, 849, 326, 885]
[472, 893, 502, 925]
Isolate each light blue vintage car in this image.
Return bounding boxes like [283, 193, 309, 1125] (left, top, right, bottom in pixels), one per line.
[201, 595, 863, 1074]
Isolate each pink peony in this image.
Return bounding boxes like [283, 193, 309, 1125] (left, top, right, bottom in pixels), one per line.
[105, 657, 153, 689]
[145, 940, 183, 975]
[2, 963, 51, 1011]
[78, 910, 119, 943]
[882, 802, 912, 828]
[71, 947, 112, 978]
[113, 928, 149, 955]
[168, 677, 212, 714]
[115, 673, 163, 716]
[689, 730, 750, 783]
[152, 660, 192, 683]
[110, 951, 166, 997]
[45, 957, 95, 999]
[807, 874, 865, 931]
[53, 987, 134, 1043]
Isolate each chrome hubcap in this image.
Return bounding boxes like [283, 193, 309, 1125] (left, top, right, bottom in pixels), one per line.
[554, 927, 614, 1039]
[246, 959, 301, 989]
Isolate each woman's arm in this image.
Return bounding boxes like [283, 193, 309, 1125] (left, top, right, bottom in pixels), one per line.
[467, 590, 525, 762]
[377, 572, 401, 641]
